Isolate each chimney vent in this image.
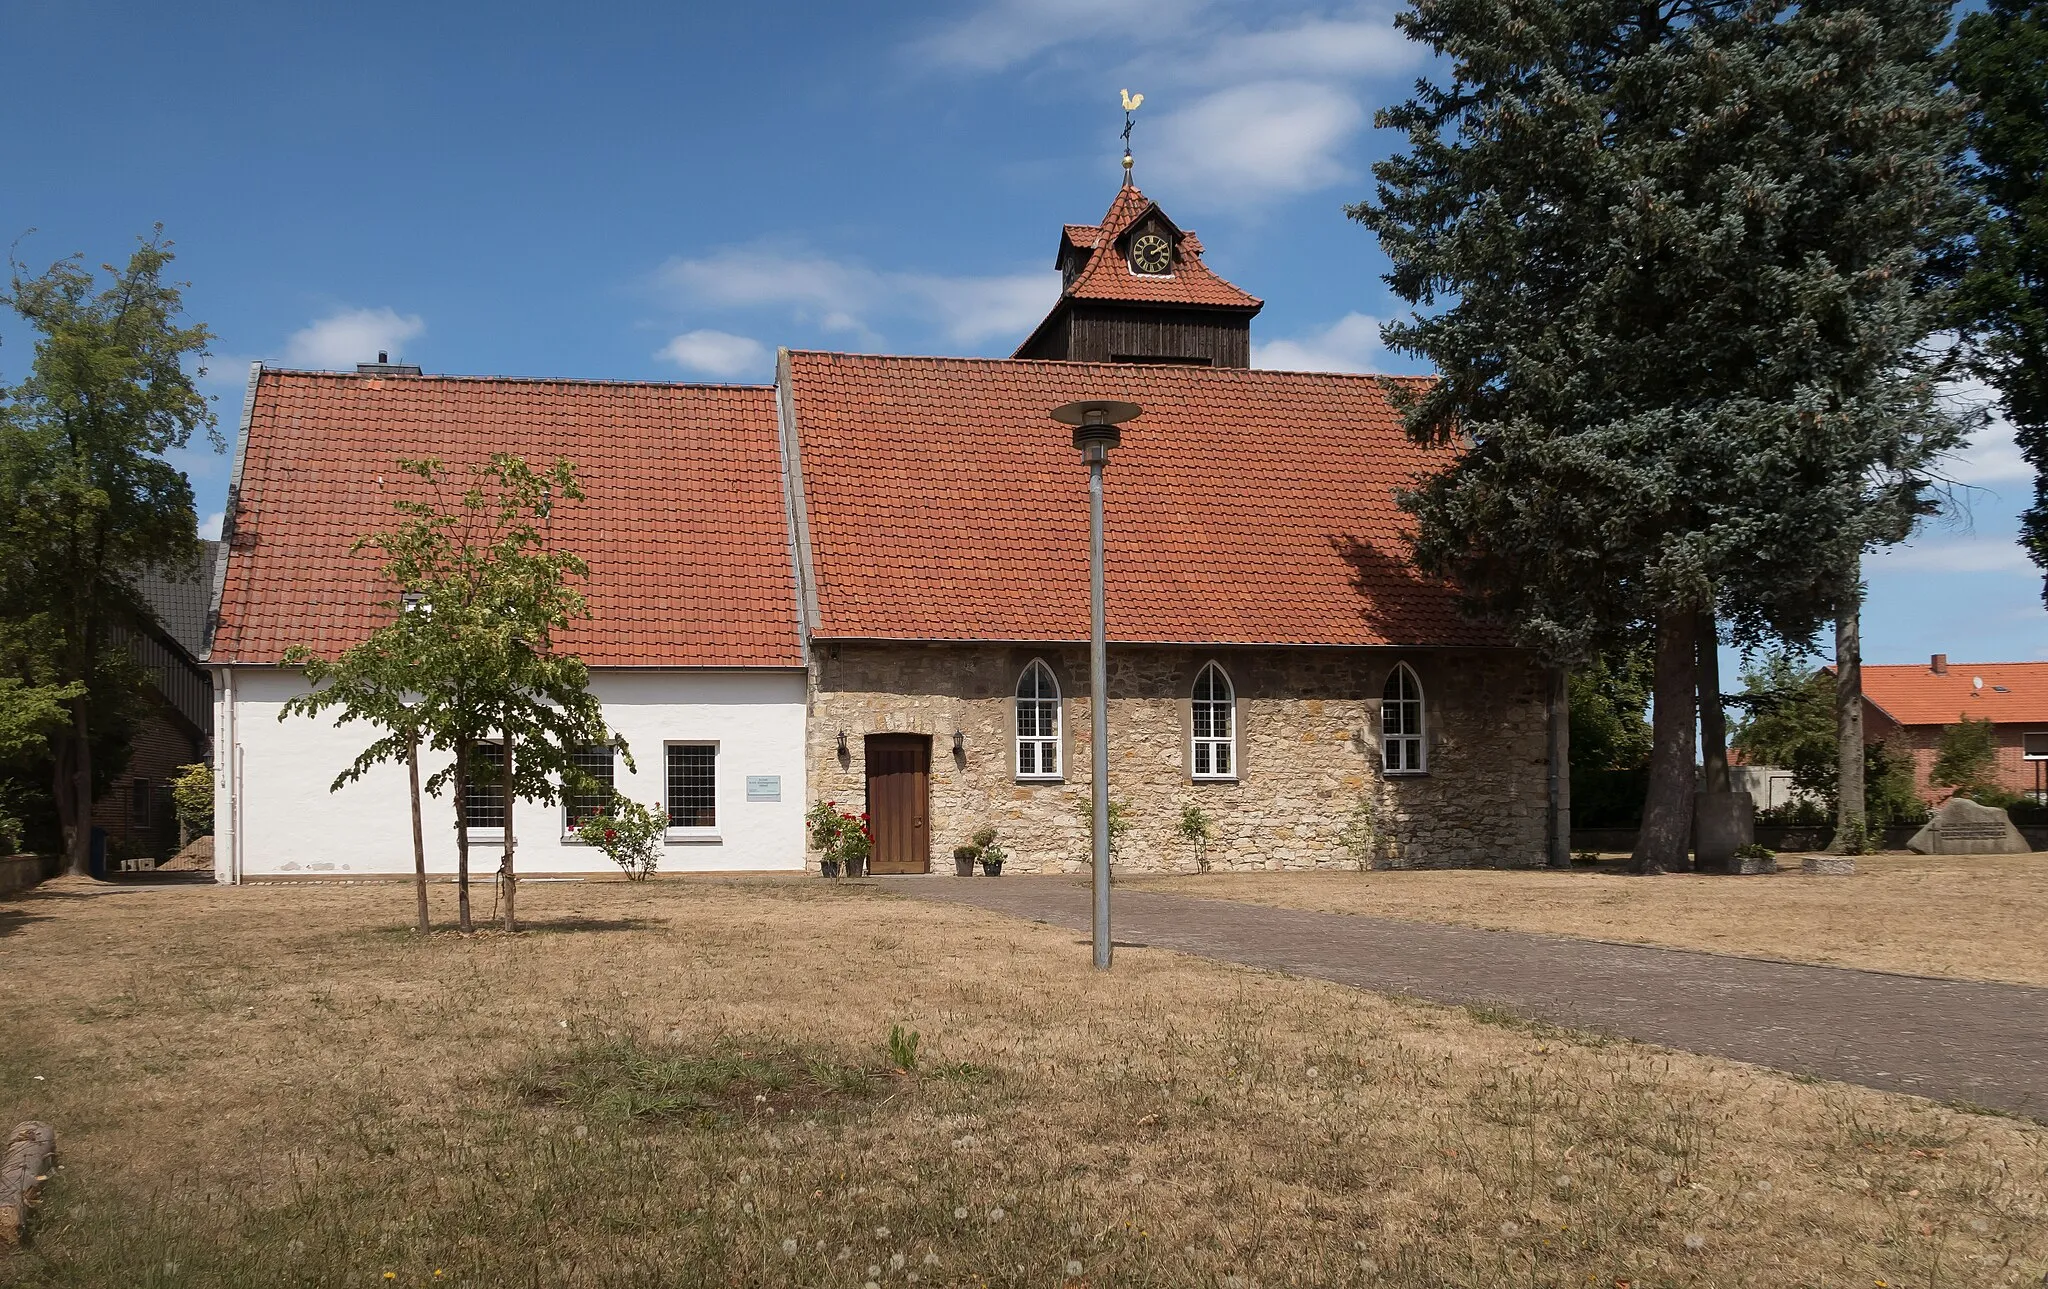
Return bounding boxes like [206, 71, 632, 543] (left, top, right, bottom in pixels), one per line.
[1931, 653, 1948, 675]
[356, 355, 423, 377]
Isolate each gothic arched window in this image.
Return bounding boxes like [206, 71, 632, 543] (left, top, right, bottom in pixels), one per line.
[1192, 662, 1236, 779]
[1382, 663, 1425, 773]
[1016, 661, 1062, 779]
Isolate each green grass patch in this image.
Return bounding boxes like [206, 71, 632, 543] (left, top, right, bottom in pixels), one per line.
[516, 1033, 885, 1124]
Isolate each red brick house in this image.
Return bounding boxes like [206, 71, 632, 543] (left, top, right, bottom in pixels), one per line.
[1862, 655, 2048, 803]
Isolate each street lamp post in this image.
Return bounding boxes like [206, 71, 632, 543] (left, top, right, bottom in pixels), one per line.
[1051, 398, 1142, 971]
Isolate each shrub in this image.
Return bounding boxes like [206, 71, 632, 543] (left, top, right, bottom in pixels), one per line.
[970, 826, 1007, 871]
[1073, 797, 1131, 864]
[1756, 797, 1830, 827]
[574, 799, 667, 880]
[1336, 795, 1377, 868]
[1177, 803, 1214, 871]
[1931, 716, 2000, 797]
[807, 800, 871, 873]
[171, 761, 214, 836]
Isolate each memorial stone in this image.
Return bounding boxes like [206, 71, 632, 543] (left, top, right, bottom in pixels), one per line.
[1905, 797, 2031, 855]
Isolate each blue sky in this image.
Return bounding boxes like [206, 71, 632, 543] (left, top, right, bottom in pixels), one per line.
[2, 0, 2039, 668]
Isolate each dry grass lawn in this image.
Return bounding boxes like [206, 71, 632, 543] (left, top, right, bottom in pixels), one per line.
[1135, 853, 2048, 987]
[1, 874, 2044, 1287]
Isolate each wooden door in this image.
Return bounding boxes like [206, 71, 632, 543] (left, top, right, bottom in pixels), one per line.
[865, 735, 930, 874]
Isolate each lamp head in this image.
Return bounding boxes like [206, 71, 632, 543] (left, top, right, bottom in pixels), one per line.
[1051, 399, 1142, 465]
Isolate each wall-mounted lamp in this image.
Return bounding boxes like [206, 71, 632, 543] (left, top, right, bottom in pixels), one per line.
[952, 729, 965, 756]
[837, 730, 849, 756]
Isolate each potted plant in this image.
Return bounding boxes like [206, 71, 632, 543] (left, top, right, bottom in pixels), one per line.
[952, 844, 980, 877]
[807, 801, 872, 878]
[972, 826, 1005, 877]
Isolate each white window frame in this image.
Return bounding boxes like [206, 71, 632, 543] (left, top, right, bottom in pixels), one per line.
[464, 739, 507, 836]
[1381, 663, 1426, 775]
[1191, 661, 1237, 781]
[1015, 660, 1062, 781]
[561, 742, 617, 836]
[664, 740, 721, 841]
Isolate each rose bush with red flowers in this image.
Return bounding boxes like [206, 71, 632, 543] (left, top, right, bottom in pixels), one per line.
[574, 798, 667, 881]
[807, 800, 872, 875]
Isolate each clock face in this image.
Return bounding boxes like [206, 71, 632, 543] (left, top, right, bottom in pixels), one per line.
[1130, 232, 1172, 275]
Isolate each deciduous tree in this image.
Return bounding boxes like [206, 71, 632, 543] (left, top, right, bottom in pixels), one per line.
[0, 231, 217, 874]
[363, 456, 616, 933]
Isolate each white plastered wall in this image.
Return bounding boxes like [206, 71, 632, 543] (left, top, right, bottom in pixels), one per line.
[212, 667, 807, 880]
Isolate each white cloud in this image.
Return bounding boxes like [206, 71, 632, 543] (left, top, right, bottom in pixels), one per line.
[902, 272, 1062, 344]
[1870, 536, 2036, 575]
[907, 4, 1416, 203]
[1253, 312, 1384, 372]
[1933, 376, 2030, 490]
[914, 0, 1209, 71]
[656, 330, 771, 379]
[657, 246, 1059, 350]
[198, 511, 223, 540]
[282, 307, 425, 369]
[1151, 81, 1366, 196]
[1190, 13, 1416, 79]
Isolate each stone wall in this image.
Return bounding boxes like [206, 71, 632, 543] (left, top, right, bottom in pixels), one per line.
[807, 643, 1550, 873]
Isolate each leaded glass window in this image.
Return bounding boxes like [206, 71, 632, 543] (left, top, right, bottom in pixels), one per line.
[1016, 661, 1061, 779]
[563, 744, 616, 828]
[667, 744, 717, 827]
[1382, 664, 1425, 773]
[1192, 662, 1235, 779]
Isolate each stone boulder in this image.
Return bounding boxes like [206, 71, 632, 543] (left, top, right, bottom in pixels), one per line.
[1905, 797, 2031, 856]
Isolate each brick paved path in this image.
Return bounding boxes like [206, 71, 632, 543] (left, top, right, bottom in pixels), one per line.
[880, 875, 2048, 1119]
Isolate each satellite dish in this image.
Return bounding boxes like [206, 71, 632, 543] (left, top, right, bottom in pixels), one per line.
[1973, 676, 1984, 691]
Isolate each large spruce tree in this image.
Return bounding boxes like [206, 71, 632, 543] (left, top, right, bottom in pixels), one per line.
[1952, 0, 2048, 601]
[1354, 0, 1972, 870]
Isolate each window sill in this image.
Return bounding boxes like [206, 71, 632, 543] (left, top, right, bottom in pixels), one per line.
[665, 830, 723, 845]
[1383, 770, 1430, 778]
[1191, 775, 1240, 784]
[1014, 775, 1065, 786]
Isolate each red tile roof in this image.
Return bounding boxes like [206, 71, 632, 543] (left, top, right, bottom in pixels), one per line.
[783, 352, 1496, 647]
[1860, 661, 2048, 727]
[209, 370, 803, 667]
[1052, 184, 1263, 312]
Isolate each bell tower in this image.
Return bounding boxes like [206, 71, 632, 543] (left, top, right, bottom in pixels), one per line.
[1014, 169, 1263, 367]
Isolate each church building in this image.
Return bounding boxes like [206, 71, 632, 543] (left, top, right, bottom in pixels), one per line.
[204, 174, 1555, 881]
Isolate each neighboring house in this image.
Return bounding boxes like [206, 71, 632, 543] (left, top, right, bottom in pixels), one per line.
[1862, 655, 2048, 803]
[91, 542, 218, 861]
[205, 370, 809, 880]
[202, 176, 1557, 881]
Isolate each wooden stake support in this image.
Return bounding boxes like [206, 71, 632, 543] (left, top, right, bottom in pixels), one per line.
[0, 1121, 55, 1247]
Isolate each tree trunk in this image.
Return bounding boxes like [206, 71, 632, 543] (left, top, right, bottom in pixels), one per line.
[1631, 608, 1698, 874]
[0, 1120, 56, 1247]
[454, 739, 472, 933]
[1546, 666, 1572, 868]
[500, 717, 517, 933]
[408, 735, 429, 935]
[1830, 571, 1867, 854]
[61, 690, 93, 876]
[1697, 610, 1729, 795]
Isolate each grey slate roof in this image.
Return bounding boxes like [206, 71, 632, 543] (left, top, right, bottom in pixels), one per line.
[134, 540, 220, 659]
